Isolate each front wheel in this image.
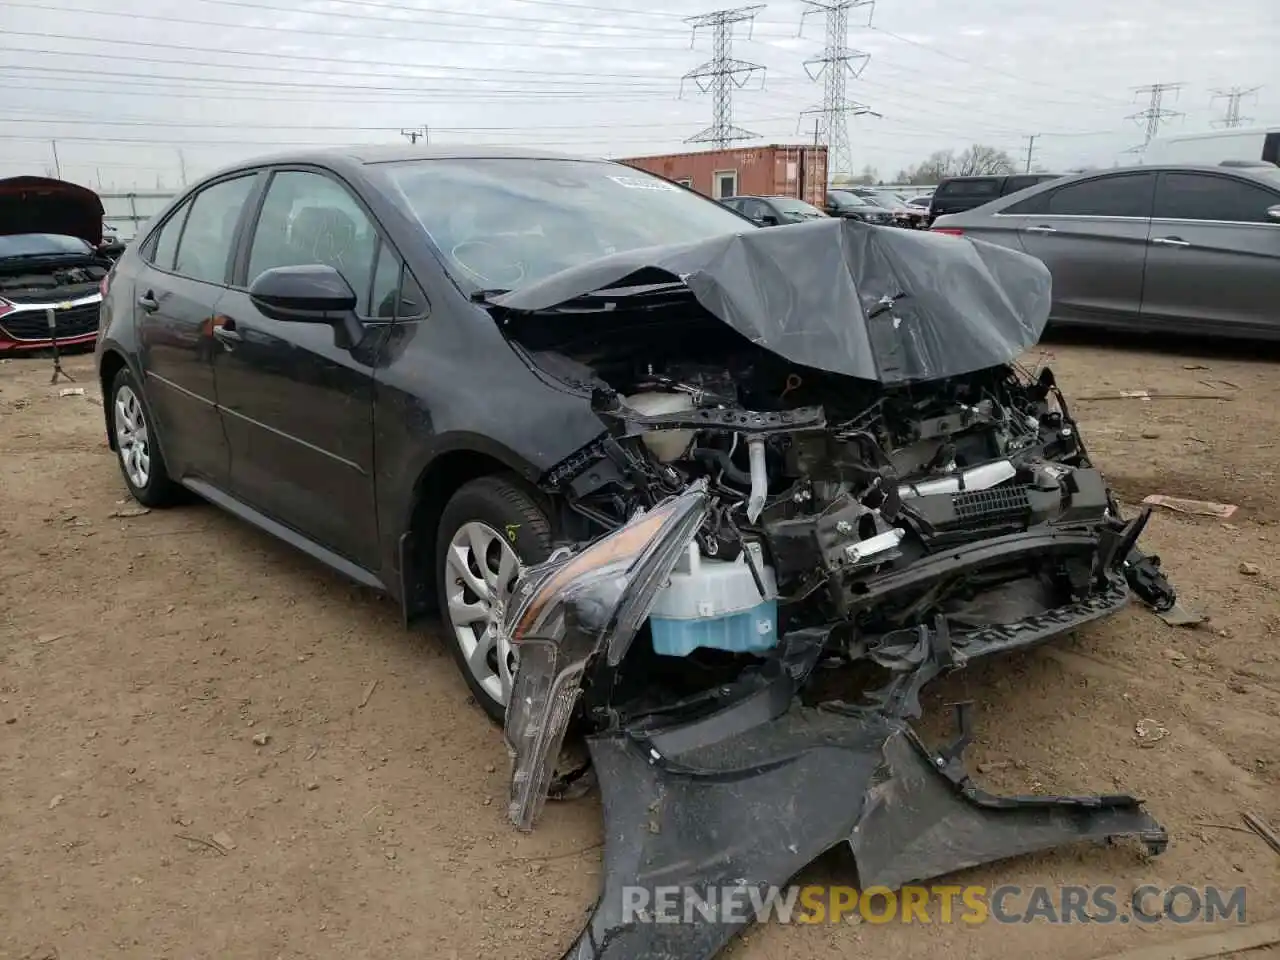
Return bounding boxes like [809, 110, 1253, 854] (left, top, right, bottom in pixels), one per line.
[435, 475, 554, 721]
[109, 367, 181, 507]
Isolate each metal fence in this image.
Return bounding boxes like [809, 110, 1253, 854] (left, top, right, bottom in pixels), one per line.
[100, 190, 175, 239]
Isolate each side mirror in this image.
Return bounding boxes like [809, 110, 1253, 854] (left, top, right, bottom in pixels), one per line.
[249, 264, 364, 346]
[1267, 205, 1280, 222]
[758, 214, 779, 226]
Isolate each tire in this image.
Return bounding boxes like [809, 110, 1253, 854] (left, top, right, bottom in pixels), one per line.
[108, 366, 182, 508]
[435, 475, 554, 722]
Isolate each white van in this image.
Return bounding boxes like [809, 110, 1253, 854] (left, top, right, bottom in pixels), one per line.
[1142, 127, 1280, 166]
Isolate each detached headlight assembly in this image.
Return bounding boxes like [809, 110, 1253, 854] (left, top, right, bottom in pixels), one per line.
[500, 482, 709, 831]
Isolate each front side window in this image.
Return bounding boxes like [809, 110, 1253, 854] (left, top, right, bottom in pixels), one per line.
[1154, 173, 1280, 223]
[247, 171, 380, 313]
[1043, 173, 1157, 218]
[383, 158, 752, 292]
[173, 175, 257, 285]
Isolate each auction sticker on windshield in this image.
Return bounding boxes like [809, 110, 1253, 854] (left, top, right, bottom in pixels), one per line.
[608, 175, 680, 191]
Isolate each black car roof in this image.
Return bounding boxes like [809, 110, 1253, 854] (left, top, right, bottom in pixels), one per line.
[188, 145, 607, 184]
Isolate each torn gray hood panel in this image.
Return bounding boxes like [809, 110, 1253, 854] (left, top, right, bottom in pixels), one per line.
[492, 218, 1052, 384]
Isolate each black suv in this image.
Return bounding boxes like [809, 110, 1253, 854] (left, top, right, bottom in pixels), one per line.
[927, 173, 1061, 225]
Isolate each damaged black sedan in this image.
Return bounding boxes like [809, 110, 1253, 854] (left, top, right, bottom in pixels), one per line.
[95, 147, 1175, 960]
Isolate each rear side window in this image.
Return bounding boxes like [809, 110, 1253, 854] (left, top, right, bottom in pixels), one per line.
[1042, 173, 1156, 218]
[1154, 173, 1280, 223]
[937, 179, 1000, 198]
[174, 175, 257, 285]
[148, 201, 191, 271]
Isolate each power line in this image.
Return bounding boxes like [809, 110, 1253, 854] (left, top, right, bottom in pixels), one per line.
[868, 26, 1135, 108]
[797, 0, 877, 178]
[1129, 82, 1184, 147]
[0, 30, 685, 82]
[4, 1, 706, 54]
[1211, 86, 1261, 129]
[11, 0, 692, 38]
[680, 7, 768, 148]
[0, 67, 674, 103]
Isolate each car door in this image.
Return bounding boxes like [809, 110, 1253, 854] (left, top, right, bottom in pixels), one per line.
[1140, 171, 1280, 335]
[134, 173, 260, 486]
[211, 168, 387, 570]
[1007, 171, 1157, 324]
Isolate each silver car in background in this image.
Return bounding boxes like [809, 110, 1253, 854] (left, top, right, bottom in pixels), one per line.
[931, 163, 1280, 339]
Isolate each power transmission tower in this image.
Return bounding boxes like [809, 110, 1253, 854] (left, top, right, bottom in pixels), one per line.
[796, 0, 876, 181]
[400, 126, 429, 144]
[680, 6, 767, 148]
[1129, 83, 1183, 147]
[1211, 87, 1260, 128]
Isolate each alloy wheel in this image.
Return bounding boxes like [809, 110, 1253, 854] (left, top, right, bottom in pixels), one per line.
[114, 384, 151, 489]
[444, 521, 523, 706]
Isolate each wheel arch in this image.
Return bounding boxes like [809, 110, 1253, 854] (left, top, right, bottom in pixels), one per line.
[396, 440, 551, 624]
[97, 346, 133, 451]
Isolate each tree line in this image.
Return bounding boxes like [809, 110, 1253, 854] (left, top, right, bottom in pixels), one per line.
[840, 144, 1021, 186]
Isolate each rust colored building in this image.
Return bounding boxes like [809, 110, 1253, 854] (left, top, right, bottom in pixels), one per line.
[618, 145, 829, 207]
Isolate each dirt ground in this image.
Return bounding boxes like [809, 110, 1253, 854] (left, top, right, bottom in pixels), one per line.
[2, 338, 1278, 960]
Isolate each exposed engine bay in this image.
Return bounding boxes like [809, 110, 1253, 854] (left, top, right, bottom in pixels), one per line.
[486, 220, 1179, 960]
[0, 260, 108, 303]
[514, 297, 1174, 676]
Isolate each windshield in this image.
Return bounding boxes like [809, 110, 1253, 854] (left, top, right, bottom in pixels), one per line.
[828, 191, 870, 208]
[768, 197, 826, 216]
[0, 233, 93, 259]
[383, 158, 751, 291]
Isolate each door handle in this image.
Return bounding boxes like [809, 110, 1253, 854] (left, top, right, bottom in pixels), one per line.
[1151, 236, 1191, 247]
[1025, 225, 1057, 234]
[137, 292, 159, 312]
[212, 321, 243, 345]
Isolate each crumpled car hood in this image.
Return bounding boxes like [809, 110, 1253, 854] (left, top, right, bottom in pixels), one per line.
[492, 217, 1052, 384]
[0, 176, 105, 248]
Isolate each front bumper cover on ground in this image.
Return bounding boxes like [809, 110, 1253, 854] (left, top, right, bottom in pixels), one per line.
[565, 661, 1167, 960]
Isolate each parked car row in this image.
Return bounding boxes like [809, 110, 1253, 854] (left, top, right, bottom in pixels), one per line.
[931, 161, 1280, 339]
[720, 189, 924, 227]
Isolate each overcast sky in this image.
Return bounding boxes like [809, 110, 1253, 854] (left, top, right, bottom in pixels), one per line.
[0, 0, 1275, 190]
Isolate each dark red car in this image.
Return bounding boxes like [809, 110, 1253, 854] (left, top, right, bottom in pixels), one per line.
[0, 176, 113, 352]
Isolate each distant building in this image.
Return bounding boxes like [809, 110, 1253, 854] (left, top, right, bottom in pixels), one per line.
[618, 144, 828, 206]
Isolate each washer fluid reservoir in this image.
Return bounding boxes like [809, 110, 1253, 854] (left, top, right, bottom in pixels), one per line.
[625, 391, 696, 463]
[648, 541, 779, 657]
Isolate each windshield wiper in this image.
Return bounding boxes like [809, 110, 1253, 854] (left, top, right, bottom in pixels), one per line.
[469, 288, 511, 303]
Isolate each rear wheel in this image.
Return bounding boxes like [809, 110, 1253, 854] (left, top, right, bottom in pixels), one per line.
[435, 475, 553, 721]
[109, 367, 181, 507]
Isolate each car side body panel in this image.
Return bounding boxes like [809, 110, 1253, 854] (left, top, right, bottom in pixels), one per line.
[1016, 216, 1152, 323]
[932, 164, 1280, 339]
[98, 150, 609, 606]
